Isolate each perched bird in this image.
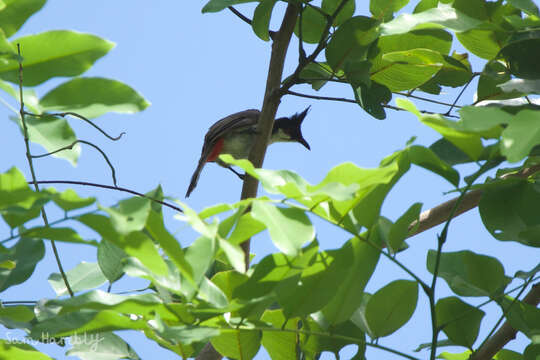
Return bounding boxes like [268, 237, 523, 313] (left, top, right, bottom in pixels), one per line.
[186, 107, 311, 197]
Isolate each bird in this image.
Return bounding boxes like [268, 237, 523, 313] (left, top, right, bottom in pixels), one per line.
[186, 107, 311, 197]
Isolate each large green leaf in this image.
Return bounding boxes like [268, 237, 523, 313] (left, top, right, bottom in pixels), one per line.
[251, 200, 315, 256]
[1, 31, 114, 86]
[479, 180, 540, 247]
[101, 197, 151, 235]
[25, 226, 97, 246]
[370, 0, 409, 20]
[261, 310, 299, 360]
[0, 0, 46, 38]
[436, 296, 485, 347]
[500, 29, 540, 79]
[0, 237, 44, 292]
[97, 239, 127, 283]
[66, 332, 140, 360]
[406, 145, 459, 186]
[145, 207, 194, 283]
[321, 0, 355, 26]
[11, 114, 80, 165]
[30, 309, 146, 338]
[294, 5, 326, 44]
[427, 250, 510, 297]
[500, 109, 540, 162]
[456, 29, 502, 60]
[45, 188, 96, 212]
[0, 167, 42, 210]
[211, 329, 261, 360]
[477, 61, 522, 102]
[0, 340, 52, 360]
[364, 280, 418, 337]
[498, 296, 540, 339]
[380, 3, 482, 35]
[373, 48, 444, 91]
[322, 237, 380, 325]
[398, 99, 484, 160]
[48, 261, 108, 296]
[40, 77, 150, 119]
[326, 16, 379, 71]
[252, 0, 277, 41]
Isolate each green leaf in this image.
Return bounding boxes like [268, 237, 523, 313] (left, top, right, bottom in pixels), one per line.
[0, 340, 52, 360]
[321, 0, 355, 26]
[48, 261, 108, 296]
[407, 145, 459, 186]
[25, 226, 98, 246]
[252, 0, 277, 41]
[322, 237, 380, 324]
[251, 200, 315, 256]
[0, 167, 41, 210]
[326, 16, 380, 71]
[387, 202, 422, 252]
[429, 137, 472, 165]
[427, 250, 509, 297]
[211, 329, 261, 360]
[380, 3, 482, 35]
[456, 29, 502, 60]
[30, 309, 146, 338]
[524, 343, 540, 360]
[479, 180, 540, 247]
[66, 332, 140, 360]
[0, 0, 46, 38]
[261, 310, 299, 360]
[493, 349, 524, 360]
[500, 29, 540, 79]
[212, 270, 249, 300]
[352, 80, 392, 119]
[501, 109, 540, 162]
[185, 235, 218, 286]
[294, 5, 326, 44]
[228, 213, 266, 245]
[145, 208, 194, 283]
[98, 240, 127, 283]
[1, 31, 115, 86]
[218, 238, 245, 273]
[102, 197, 151, 235]
[438, 351, 472, 360]
[46, 188, 96, 211]
[498, 79, 540, 94]
[499, 297, 540, 339]
[397, 99, 483, 160]
[365, 280, 418, 338]
[11, 114, 79, 165]
[0, 237, 44, 292]
[507, 0, 539, 15]
[370, 0, 409, 20]
[477, 61, 522, 102]
[436, 297, 485, 347]
[40, 77, 150, 119]
[202, 0, 256, 13]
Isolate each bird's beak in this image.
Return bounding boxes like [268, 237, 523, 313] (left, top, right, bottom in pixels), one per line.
[298, 136, 311, 150]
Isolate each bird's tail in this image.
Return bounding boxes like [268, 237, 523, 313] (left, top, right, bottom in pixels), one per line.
[185, 158, 207, 197]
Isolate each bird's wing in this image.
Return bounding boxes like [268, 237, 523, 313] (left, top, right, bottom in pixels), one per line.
[204, 109, 260, 146]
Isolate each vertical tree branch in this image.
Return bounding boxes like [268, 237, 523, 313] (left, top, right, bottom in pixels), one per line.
[196, 5, 300, 360]
[16, 44, 74, 297]
[239, 3, 300, 267]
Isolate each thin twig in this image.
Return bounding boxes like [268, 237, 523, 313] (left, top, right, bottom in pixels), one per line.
[16, 44, 74, 297]
[286, 90, 460, 118]
[23, 111, 125, 141]
[394, 92, 463, 109]
[31, 139, 118, 186]
[445, 73, 479, 116]
[27, 180, 184, 213]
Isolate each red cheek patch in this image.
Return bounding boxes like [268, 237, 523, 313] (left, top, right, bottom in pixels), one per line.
[206, 137, 225, 162]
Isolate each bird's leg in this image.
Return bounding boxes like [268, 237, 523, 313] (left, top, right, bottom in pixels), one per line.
[226, 166, 246, 180]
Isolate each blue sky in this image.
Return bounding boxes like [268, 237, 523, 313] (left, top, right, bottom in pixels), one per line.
[0, 1, 537, 359]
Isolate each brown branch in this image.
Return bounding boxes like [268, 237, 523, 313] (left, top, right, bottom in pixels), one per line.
[239, 3, 300, 267]
[471, 283, 540, 360]
[408, 163, 540, 237]
[28, 180, 183, 213]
